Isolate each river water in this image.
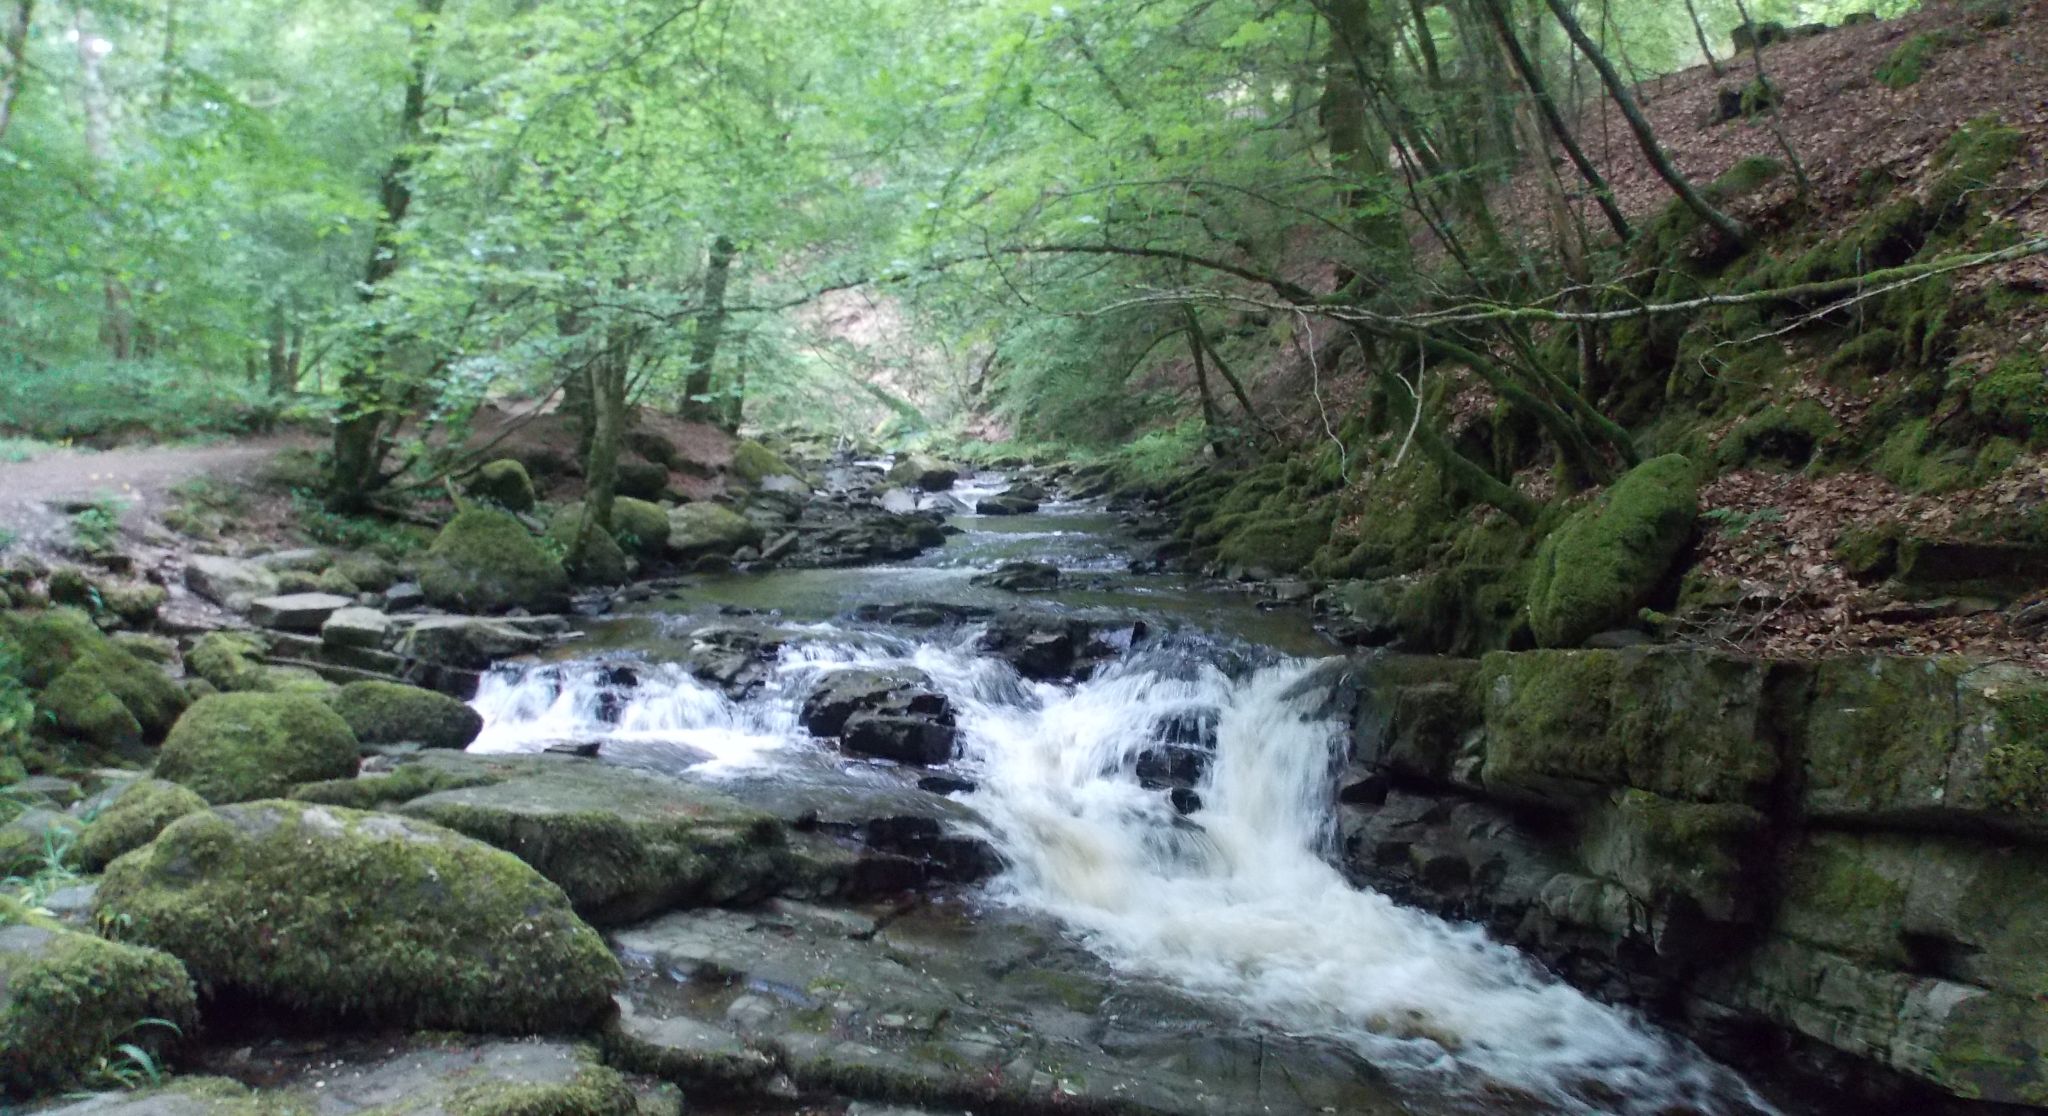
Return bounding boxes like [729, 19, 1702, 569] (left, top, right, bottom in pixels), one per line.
[468, 476, 1774, 1116]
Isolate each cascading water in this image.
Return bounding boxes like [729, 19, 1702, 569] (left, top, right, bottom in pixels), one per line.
[470, 626, 1774, 1116]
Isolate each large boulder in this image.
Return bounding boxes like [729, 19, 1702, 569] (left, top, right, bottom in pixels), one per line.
[398, 616, 546, 670]
[331, 680, 483, 751]
[75, 778, 208, 870]
[182, 631, 273, 693]
[93, 801, 620, 1031]
[976, 494, 1040, 516]
[545, 508, 631, 587]
[419, 508, 571, 615]
[978, 615, 1105, 681]
[667, 503, 764, 562]
[0, 919, 197, 1095]
[463, 459, 538, 513]
[247, 592, 353, 633]
[153, 692, 361, 804]
[1526, 454, 1699, 648]
[801, 669, 959, 767]
[887, 454, 959, 492]
[395, 757, 792, 926]
[0, 809, 83, 877]
[0, 607, 186, 752]
[611, 497, 672, 557]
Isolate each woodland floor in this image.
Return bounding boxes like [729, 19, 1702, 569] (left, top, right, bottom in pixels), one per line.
[0, 435, 314, 552]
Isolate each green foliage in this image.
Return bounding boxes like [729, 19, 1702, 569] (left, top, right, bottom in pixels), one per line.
[288, 491, 428, 556]
[0, 358, 278, 444]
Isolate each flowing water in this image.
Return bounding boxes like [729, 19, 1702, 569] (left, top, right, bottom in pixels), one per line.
[469, 479, 1775, 1116]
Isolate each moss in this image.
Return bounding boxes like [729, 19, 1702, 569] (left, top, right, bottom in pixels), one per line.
[1874, 418, 1975, 492]
[0, 808, 83, 877]
[1310, 456, 1454, 579]
[1479, 650, 1629, 791]
[331, 681, 483, 751]
[75, 778, 208, 870]
[545, 508, 630, 587]
[333, 553, 399, 593]
[1738, 75, 1778, 117]
[1927, 116, 2026, 225]
[1966, 352, 2048, 444]
[1213, 500, 1332, 575]
[185, 630, 273, 693]
[0, 922, 198, 1095]
[1874, 30, 1955, 89]
[94, 801, 621, 1032]
[1716, 401, 1839, 470]
[1836, 521, 1904, 580]
[0, 607, 186, 758]
[1821, 328, 1900, 380]
[291, 761, 508, 809]
[465, 460, 538, 513]
[446, 1054, 636, 1116]
[99, 582, 167, 627]
[1525, 455, 1700, 648]
[729, 441, 797, 486]
[420, 508, 571, 615]
[154, 692, 361, 804]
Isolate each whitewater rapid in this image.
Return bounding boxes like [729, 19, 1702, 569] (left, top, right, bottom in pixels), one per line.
[470, 628, 1771, 1115]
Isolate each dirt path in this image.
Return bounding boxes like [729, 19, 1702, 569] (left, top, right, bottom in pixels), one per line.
[0, 435, 311, 552]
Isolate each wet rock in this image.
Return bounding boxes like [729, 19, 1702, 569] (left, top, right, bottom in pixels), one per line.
[800, 668, 953, 737]
[974, 494, 1039, 516]
[843, 714, 958, 766]
[397, 754, 793, 925]
[852, 601, 995, 628]
[183, 555, 281, 611]
[977, 615, 1105, 681]
[804, 513, 947, 565]
[398, 615, 546, 670]
[0, 919, 197, 1096]
[971, 560, 1061, 592]
[886, 454, 960, 492]
[94, 800, 620, 1031]
[676, 625, 784, 696]
[667, 503, 765, 561]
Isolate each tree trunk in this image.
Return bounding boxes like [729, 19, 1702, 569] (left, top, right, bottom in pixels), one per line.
[1540, 0, 1748, 247]
[721, 359, 745, 433]
[680, 233, 736, 423]
[1181, 308, 1223, 453]
[1683, 0, 1723, 77]
[569, 333, 628, 574]
[1318, 0, 1406, 255]
[0, 0, 30, 145]
[328, 0, 444, 512]
[266, 300, 295, 395]
[1479, 0, 1632, 243]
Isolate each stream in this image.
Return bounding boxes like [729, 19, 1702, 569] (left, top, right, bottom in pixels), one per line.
[466, 474, 1776, 1116]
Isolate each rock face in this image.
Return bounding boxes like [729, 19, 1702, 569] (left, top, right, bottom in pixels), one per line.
[332, 680, 483, 751]
[1336, 647, 2048, 1111]
[801, 669, 959, 766]
[0, 919, 197, 1094]
[153, 692, 361, 803]
[885, 454, 959, 492]
[399, 615, 546, 671]
[419, 507, 572, 615]
[93, 801, 620, 1032]
[1525, 454, 1699, 648]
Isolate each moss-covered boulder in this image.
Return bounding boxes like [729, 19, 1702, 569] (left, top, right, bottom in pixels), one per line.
[0, 919, 197, 1096]
[0, 607, 186, 754]
[666, 503, 763, 562]
[396, 756, 791, 926]
[544, 507, 631, 587]
[182, 630, 271, 693]
[94, 801, 619, 1032]
[75, 778, 208, 870]
[331, 680, 483, 751]
[729, 441, 799, 488]
[1526, 455, 1699, 648]
[463, 459, 538, 513]
[153, 693, 360, 804]
[611, 498, 671, 557]
[614, 459, 671, 501]
[0, 808, 83, 877]
[420, 508, 571, 615]
[291, 751, 513, 809]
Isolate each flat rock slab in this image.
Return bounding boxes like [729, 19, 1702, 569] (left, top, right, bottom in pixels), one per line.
[322, 607, 394, 649]
[248, 592, 355, 633]
[609, 900, 1407, 1116]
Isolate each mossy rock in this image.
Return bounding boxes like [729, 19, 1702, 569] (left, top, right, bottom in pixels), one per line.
[184, 631, 272, 693]
[331, 681, 483, 751]
[154, 692, 360, 804]
[1526, 455, 1699, 648]
[0, 608, 187, 755]
[544, 507, 630, 587]
[1577, 788, 1767, 926]
[1716, 401, 1839, 470]
[0, 808, 83, 877]
[610, 498, 671, 557]
[666, 503, 763, 561]
[98, 582, 168, 628]
[292, 753, 513, 810]
[396, 756, 792, 926]
[614, 460, 672, 502]
[464, 460, 538, 513]
[729, 441, 798, 488]
[75, 778, 208, 870]
[333, 553, 400, 594]
[1875, 30, 1956, 89]
[0, 921, 197, 1096]
[420, 509, 571, 615]
[1965, 351, 2048, 445]
[93, 801, 621, 1032]
[1214, 498, 1333, 577]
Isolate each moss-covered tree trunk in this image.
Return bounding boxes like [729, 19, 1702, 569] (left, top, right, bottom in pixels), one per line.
[1479, 0, 1631, 243]
[680, 234, 736, 423]
[569, 331, 629, 573]
[328, 0, 443, 512]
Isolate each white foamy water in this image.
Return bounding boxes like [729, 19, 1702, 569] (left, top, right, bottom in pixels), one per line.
[469, 630, 1771, 1115]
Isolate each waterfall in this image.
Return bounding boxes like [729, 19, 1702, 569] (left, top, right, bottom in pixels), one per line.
[470, 628, 1772, 1115]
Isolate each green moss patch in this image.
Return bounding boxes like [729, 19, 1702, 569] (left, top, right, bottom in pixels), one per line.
[420, 509, 571, 615]
[0, 921, 197, 1096]
[1526, 455, 1700, 647]
[464, 460, 538, 513]
[76, 778, 208, 870]
[331, 681, 483, 751]
[154, 692, 360, 804]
